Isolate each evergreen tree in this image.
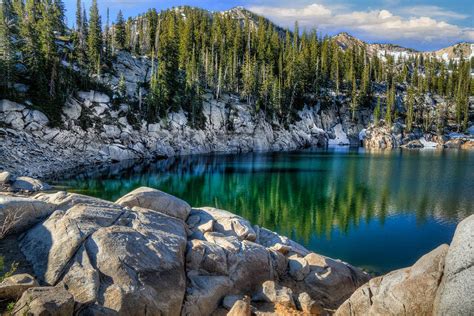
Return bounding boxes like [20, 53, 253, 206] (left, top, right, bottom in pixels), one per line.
[87, 0, 102, 74]
[118, 73, 126, 98]
[350, 73, 358, 120]
[104, 7, 111, 62]
[75, 0, 82, 30]
[373, 97, 381, 126]
[0, 0, 15, 97]
[114, 10, 126, 50]
[385, 84, 395, 127]
[406, 87, 415, 132]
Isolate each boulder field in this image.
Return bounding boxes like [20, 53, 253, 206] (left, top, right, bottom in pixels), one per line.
[0, 187, 472, 315]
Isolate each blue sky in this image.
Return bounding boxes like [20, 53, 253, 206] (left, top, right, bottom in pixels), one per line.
[64, 0, 474, 51]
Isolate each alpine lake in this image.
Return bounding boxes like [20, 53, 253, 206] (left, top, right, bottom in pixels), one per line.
[53, 147, 474, 274]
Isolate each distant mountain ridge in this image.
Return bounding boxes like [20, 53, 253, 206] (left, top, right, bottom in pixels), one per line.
[332, 31, 473, 61]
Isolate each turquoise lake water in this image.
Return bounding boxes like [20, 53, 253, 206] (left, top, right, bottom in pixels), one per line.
[54, 148, 474, 274]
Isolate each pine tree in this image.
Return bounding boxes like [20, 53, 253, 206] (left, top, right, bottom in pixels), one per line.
[406, 87, 415, 132]
[104, 7, 111, 62]
[118, 73, 126, 98]
[385, 84, 394, 127]
[350, 73, 358, 120]
[87, 0, 102, 74]
[75, 0, 82, 31]
[373, 97, 381, 126]
[0, 0, 15, 97]
[114, 10, 126, 50]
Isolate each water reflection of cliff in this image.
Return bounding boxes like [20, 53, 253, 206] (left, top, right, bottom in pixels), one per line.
[56, 149, 474, 242]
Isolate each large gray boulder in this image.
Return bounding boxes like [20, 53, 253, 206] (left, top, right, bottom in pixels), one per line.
[336, 244, 449, 316]
[20, 204, 125, 285]
[434, 215, 474, 315]
[0, 195, 56, 236]
[298, 252, 370, 309]
[0, 99, 25, 112]
[63, 98, 82, 120]
[12, 286, 74, 316]
[183, 275, 233, 315]
[116, 186, 191, 221]
[252, 280, 296, 308]
[18, 197, 188, 315]
[189, 207, 256, 241]
[33, 191, 117, 211]
[83, 207, 187, 315]
[11, 176, 51, 192]
[0, 273, 38, 300]
[24, 110, 49, 126]
[0, 171, 12, 184]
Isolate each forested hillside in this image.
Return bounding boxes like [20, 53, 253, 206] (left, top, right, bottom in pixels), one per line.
[0, 1, 473, 132]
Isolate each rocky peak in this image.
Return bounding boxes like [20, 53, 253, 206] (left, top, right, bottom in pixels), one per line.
[427, 42, 474, 61]
[333, 32, 367, 50]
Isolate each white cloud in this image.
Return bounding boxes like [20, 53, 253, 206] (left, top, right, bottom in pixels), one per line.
[248, 3, 474, 45]
[398, 5, 468, 20]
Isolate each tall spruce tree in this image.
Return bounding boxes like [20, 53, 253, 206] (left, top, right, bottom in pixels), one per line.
[115, 10, 126, 50]
[87, 0, 102, 74]
[0, 0, 15, 97]
[406, 87, 415, 132]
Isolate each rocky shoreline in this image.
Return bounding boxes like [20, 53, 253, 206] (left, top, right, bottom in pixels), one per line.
[2, 95, 473, 181]
[0, 187, 473, 315]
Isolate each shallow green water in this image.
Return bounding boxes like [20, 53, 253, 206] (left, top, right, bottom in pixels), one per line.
[54, 148, 474, 274]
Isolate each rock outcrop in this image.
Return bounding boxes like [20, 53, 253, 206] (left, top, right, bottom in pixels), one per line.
[0, 172, 51, 193]
[335, 244, 448, 315]
[1, 189, 472, 315]
[116, 187, 191, 221]
[17, 195, 188, 315]
[0, 274, 38, 300]
[0, 195, 55, 236]
[433, 215, 474, 315]
[363, 123, 474, 150]
[1, 187, 371, 315]
[12, 286, 74, 316]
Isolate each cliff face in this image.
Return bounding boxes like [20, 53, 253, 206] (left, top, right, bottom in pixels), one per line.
[0, 92, 357, 179]
[0, 90, 364, 179]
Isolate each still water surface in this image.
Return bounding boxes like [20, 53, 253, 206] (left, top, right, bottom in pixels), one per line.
[54, 148, 474, 274]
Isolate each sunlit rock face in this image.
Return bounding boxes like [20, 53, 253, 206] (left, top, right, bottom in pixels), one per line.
[2, 187, 373, 315]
